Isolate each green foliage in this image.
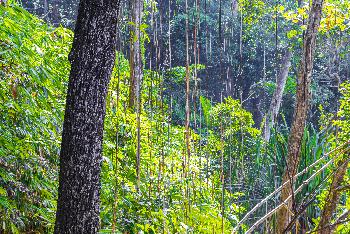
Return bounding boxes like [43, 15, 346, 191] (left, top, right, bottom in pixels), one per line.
[334, 82, 350, 141]
[100, 58, 244, 233]
[2, 1, 349, 233]
[263, 76, 297, 96]
[210, 97, 259, 138]
[0, 5, 246, 233]
[200, 96, 212, 125]
[167, 64, 205, 84]
[313, 83, 350, 232]
[0, 4, 72, 233]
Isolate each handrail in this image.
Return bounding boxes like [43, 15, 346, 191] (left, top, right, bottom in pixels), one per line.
[245, 148, 349, 233]
[231, 140, 350, 234]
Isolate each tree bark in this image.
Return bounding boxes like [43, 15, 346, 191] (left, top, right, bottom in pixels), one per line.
[318, 155, 349, 234]
[54, 0, 120, 233]
[128, 0, 143, 191]
[263, 50, 292, 142]
[43, 0, 48, 21]
[51, 0, 60, 26]
[276, 0, 324, 233]
[185, 0, 191, 168]
[128, 0, 143, 110]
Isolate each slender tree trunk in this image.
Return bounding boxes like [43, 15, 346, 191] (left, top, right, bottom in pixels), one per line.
[184, 0, 191, 222]
[318, 155, 350, 234]
[276, 0, 324, 233]
[43, 0, 48, 21]
[168, 0, 172, 69]
[185, 0, 191, 170]
[128, 0, 143, 110]
[237, 5, 243, 100]
[220, 94, 225, 234]
[231, 0, 238, 16]
[112, 50, 122, 234]
[128, 0, 143, 191]
[54, 0, 120, 233]
[51, 0, 61, 26]
[263, 50, 292, 141]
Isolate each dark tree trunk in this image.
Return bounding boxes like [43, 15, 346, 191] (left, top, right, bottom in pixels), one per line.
[54, 0, 120, 233]
[277, 0, 324, 232]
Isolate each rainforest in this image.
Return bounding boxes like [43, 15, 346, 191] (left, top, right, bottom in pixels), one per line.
[0, 0, 350, 233]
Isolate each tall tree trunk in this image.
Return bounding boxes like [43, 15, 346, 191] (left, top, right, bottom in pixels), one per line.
[263, 50, 292, 142]
[318, 155, 349, 234]
[128, 0, 143, 109]
[128, 0, 143, 191]
[184, 0, 191, 220]
[276, 0, 324, 232]
[51, 0, 61, 26]
[168, 0, 172, 69]
[185, 0, 191, 168]
[54, 0, 120, 233]
[43, 0, 48, 21]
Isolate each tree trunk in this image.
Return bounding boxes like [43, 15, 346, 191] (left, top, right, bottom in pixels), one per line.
[128, 0, 143, 110]
[43, 0, 48, 21]
[276, 0, 324, 232]
[263, 50, 292, 142]
[318, 155, 349, 234]
[185, 0, 191, 168]
[51, 0, 61, 26]
[129, 0, 143, 191]
[54, 0, 120, 233]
